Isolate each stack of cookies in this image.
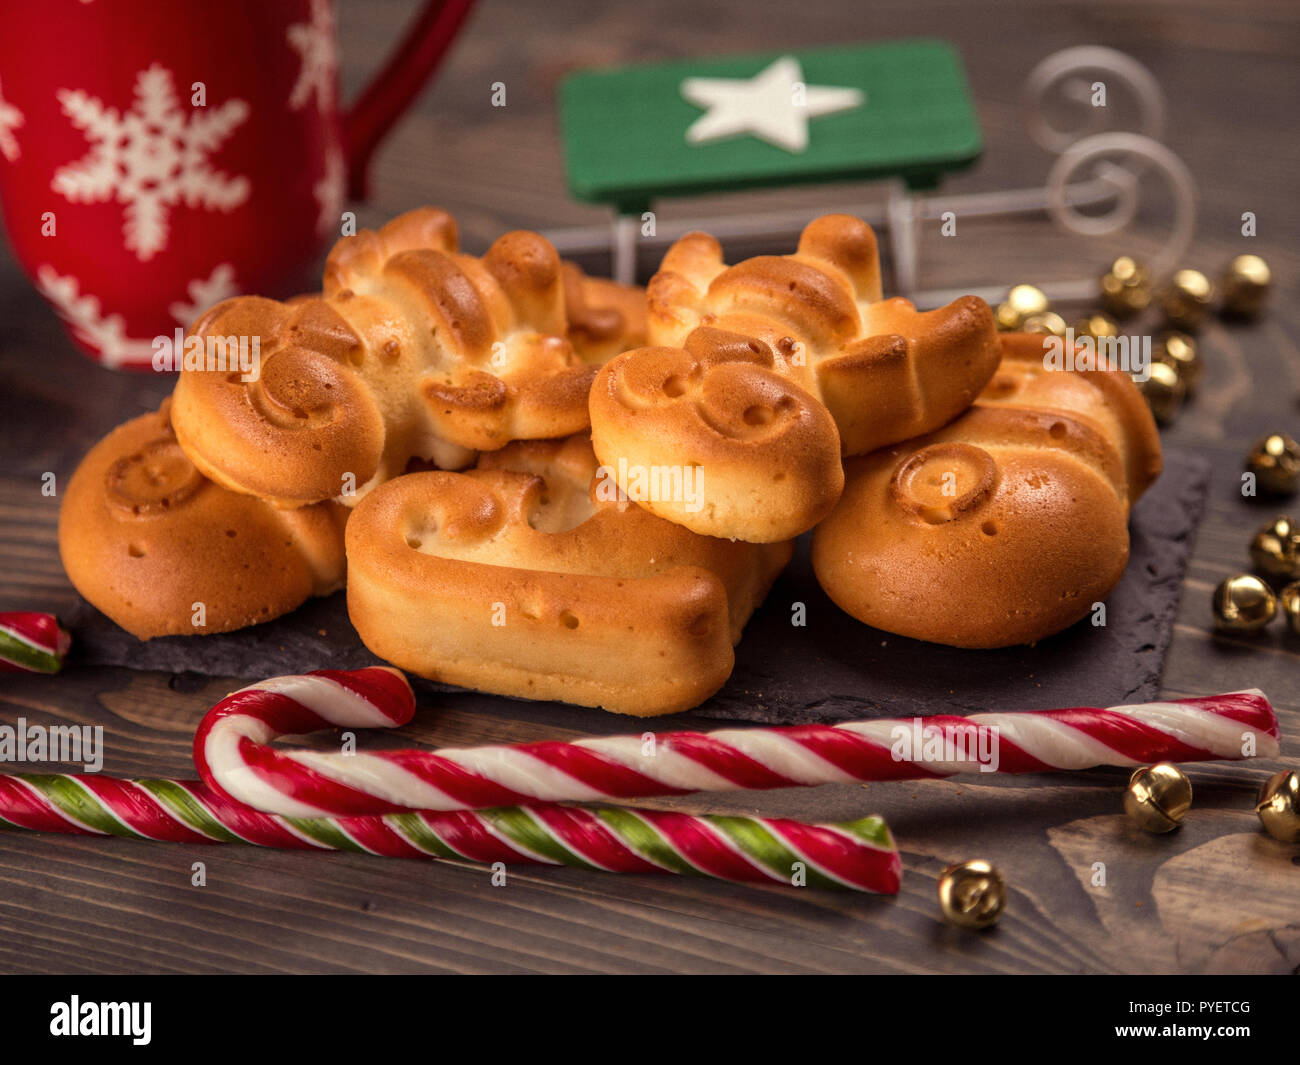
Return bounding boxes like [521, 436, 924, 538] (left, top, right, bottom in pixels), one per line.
[59, 207, 1161, 715]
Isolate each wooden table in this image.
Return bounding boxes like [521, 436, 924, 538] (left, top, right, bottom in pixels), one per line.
[1, 0, 1296, 974]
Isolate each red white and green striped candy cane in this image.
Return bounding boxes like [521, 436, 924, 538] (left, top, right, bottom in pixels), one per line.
[0, 612, 71, 674]
[193, 669, 1280, 818]
[0, 773, 901, 893]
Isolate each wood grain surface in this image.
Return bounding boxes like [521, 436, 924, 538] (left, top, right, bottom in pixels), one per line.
[0, 0, 1297, 974]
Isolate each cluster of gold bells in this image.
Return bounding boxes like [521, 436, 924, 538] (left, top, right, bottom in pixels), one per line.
[1213, 438, 1300, 637]
[1214, 514, 1300, 638]
[1124, 763, 1299, 841]
[993, 252, 1274, 426]
[939, 764, 1300, 929]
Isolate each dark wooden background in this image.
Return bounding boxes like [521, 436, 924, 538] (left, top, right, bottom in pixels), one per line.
[0, 0, 1297, 974]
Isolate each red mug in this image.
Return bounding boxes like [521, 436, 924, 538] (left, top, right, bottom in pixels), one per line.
[0, 0, 475, 368]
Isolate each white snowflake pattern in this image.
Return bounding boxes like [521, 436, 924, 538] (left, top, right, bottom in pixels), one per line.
[37, 266, 156, 368]
[313, 140, 345, 237]
[0, 78, 25, 162]
[52, 64, 250, 261]
[287, 0, 337, 112]
[38, 263, 242, 368]
[168, 262, 240, 326]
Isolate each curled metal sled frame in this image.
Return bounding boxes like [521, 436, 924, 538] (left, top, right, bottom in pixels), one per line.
[544, 46, 1197, 306]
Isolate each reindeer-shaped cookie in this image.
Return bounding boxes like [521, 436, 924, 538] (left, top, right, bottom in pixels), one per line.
[170, 208, 645, 508]
[59, 401, 347, 638]
[345, 435, 792, 715]
[589, 214, 1002, 542]
[812, 333, 1163, 647]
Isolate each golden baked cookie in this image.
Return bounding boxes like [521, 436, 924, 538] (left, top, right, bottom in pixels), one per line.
[170, 208, 646, 509]
[811, 333, 1162, 648]
[58, 403, 347, 639]
[345, 435, 792, 715]
[589, 214, 1001, 542]
[563, 261, 648, 362]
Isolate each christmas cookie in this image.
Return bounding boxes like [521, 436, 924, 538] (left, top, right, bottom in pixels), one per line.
[344, 434, 792, 715]
[59, 402, 347, 639]
[588, 214, 1001, 542]
[812, 333, 1162, 647]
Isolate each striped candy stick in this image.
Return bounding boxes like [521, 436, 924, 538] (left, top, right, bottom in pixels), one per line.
[193, 670, 1281, 818]
[0, 773, 901, 893]
[0, 612, 71, 674]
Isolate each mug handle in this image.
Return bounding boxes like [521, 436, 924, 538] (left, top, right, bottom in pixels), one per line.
[342, 0, 479, 199]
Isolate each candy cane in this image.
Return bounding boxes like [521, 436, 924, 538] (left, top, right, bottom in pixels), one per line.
[0, 612, 71, 674]
[194, 674, 1279, 818]
[0, 773, 900, 893]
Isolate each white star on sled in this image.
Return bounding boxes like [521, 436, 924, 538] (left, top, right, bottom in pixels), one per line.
[681, 55, 864, 154]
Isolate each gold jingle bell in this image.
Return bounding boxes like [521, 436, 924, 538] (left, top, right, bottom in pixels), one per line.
[1212, 574, 1277, 634]
[1254, 770, 1300, 843]
[996, 284, 1050, 332]
[1124, 763, 1192, 833]
[1137, 361, 1185, 425]
[1020, 311, 1067, 337]
[1073, 313, 1120, 340]
[1158, 269, 1215, 331]
[937, 859, 1006, 929]
[1249, 515, 1300, 582]
[1220, 254, 1272, 318]
[1100, 256, 1151, 318]
[1246, 433, 1300, 496]
[1154, 332, 1200, 394]
[1281, 581, 1300, 636]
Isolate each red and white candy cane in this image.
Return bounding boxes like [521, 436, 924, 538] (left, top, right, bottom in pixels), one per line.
[0, 773, 901, 893]
[0, 612, 71, 674]
[193, 670, 1280, 818]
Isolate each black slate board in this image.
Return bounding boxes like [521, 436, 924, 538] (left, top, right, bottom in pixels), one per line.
[68, 450, 1209, 724]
